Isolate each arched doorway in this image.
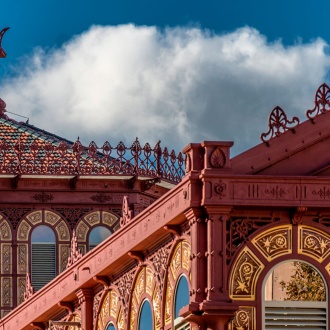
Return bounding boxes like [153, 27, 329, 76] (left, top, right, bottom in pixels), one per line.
[263, 260, 327, 329]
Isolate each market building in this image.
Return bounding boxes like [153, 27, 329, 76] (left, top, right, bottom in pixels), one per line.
[0, 78, 330, 329]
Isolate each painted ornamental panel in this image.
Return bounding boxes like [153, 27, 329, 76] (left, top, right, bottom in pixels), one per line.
[229, 247, 264, 301]
[251, 224, 292, 261]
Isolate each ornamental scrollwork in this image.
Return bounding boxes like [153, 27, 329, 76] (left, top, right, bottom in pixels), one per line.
[261, 106, 299, 146]
[252, 225, 292, 261]
[226, 216, 279, 263]
[298, 226, 330, 262]
[265, 186, 289, 199]
[229, 248, 264, 300]
[306, 83, 330, 122]
[228, 307, 255, 330]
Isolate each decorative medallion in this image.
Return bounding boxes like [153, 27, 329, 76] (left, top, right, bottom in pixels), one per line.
[312, 187, 330, 199]
[252, 225, 292, 261]
[214, 180, 226, 199]
[33, 192, 54, 203]
[229, 247, 264, 300]
[227, 306, 255, 330]
[265, 186, 289, 199]
[210, 147, 226, 168]
[298, 225, 330, 262]
[90, 192, 112, 204]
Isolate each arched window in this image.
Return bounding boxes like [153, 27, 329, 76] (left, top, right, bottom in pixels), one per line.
[138, 300, 153, 330]
[263, 260, 327, 329]
[174, 275, 190, 329]
[31, 225, 56, 291]
[106, 323, 116, 330]
[89, 226, 112, 250]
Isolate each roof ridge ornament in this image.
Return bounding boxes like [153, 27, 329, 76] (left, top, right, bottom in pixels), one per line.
[261, 106, 300, 147]
[306, 83, 330, 122]
[66, 230, 83, 268]
[120, 195, 133, 227]
[0, 27, 9, 58]
[24, 273, 34, 301]
[0, 98, 7, 119]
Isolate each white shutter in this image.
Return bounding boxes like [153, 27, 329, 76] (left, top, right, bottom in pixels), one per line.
[265, 301, 327, 329]
[175, 322, 190, 330]
[32, 243, 56, 291]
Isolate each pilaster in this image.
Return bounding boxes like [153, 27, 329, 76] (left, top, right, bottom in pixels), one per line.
[76, 288, 93, 330]
[184, 207, 207, 306]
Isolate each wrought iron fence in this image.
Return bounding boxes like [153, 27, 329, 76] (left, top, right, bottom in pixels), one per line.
[0, 137, 185, 183]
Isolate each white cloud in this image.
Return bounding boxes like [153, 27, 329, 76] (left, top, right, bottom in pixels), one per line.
[1, 24, 329, 155]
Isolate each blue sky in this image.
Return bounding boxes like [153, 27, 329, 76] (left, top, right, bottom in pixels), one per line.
[1, 1, 330, 154]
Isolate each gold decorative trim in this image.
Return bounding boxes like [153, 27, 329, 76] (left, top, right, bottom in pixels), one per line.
[97, 290, 122, 330]
[55, 220, 70, 241]
[130, 266, 160, 330]
[17, 220, 31, 241]
[227, 306, 256, 330]
[102, 211, 118, 226]
[229, 247, 264, 301]
[26, 210, 42, 225]
[298, 225, 330, 262]
[165, 240, 191, 326]
[84, 211, 100, 226]
[252, 225, 292, 261]
[45, 210, 61, 225]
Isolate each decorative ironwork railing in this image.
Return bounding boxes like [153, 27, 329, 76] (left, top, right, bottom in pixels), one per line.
[0, 137, 185, 183]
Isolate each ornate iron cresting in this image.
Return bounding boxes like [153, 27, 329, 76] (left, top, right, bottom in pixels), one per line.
[261, 106, 300, 146]
[0, 137, 185, 183]
[306, 83, 330, 122]
[0, 27, 9, 58]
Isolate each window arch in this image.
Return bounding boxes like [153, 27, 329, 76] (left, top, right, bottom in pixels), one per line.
[138, 300, 153, 330]
[105, 323, 116, 330]
[174, 275, 190, 318]
[89, 226, 112, 250]
[263, 260, 327, 329]
[31, 225, 56, 291]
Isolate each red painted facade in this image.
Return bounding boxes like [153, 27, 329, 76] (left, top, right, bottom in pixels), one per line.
[1, 84, 330, 329]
